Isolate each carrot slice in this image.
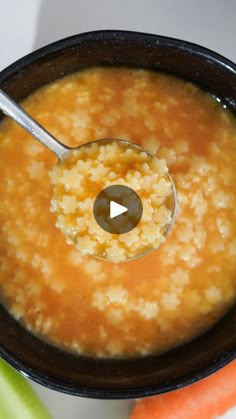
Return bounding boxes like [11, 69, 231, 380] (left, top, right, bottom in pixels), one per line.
[0, 358, 52, 419]
[131, 360, 236, 419]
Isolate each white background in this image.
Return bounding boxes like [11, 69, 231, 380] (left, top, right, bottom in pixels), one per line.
[0, 1, 236, 418]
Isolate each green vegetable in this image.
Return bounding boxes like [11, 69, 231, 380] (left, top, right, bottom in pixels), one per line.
[0, 358, 52, 419]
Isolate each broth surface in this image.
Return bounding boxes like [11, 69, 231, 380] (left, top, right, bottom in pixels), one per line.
[0, 68, 236, 357]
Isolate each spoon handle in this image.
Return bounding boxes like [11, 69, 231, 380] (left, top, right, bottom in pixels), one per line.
[0, 89, 69, 160]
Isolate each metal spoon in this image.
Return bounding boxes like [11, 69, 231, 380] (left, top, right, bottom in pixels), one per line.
[0, 89, 177, 257]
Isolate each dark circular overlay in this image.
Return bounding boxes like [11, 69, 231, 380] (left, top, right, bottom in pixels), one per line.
[93, 185, 143, 234]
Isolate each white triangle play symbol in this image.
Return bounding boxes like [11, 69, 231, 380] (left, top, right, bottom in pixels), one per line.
[110, 201, 128, 219]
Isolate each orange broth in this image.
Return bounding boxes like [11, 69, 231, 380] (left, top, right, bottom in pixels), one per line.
[0, 67, 235, 357]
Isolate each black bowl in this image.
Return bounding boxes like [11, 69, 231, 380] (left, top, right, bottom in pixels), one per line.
[0, 30, 235, 399]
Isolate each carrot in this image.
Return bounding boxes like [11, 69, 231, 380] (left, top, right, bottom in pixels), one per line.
[131, 360, 236, 419]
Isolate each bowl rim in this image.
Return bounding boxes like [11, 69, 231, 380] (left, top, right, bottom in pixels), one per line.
[0, 29, 236, 85]
[0, 344, 235, 399]
[0, 29, 235, 399]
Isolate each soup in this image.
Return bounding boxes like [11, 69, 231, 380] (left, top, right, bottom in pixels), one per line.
[0, 68, 235, 357]
[50, 140, 173, 262]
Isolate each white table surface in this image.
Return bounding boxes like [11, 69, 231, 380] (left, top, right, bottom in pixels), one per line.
[0, 1, 236, 418]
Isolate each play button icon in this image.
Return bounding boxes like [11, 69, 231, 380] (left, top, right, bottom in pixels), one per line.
[93, 185, 143, 234]
[110, 201, 128, 219]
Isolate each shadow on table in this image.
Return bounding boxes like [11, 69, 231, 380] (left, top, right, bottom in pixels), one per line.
[33, 0, 161, 49]
[33, 0, 236, 63]
[31, 379, 133, 419]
